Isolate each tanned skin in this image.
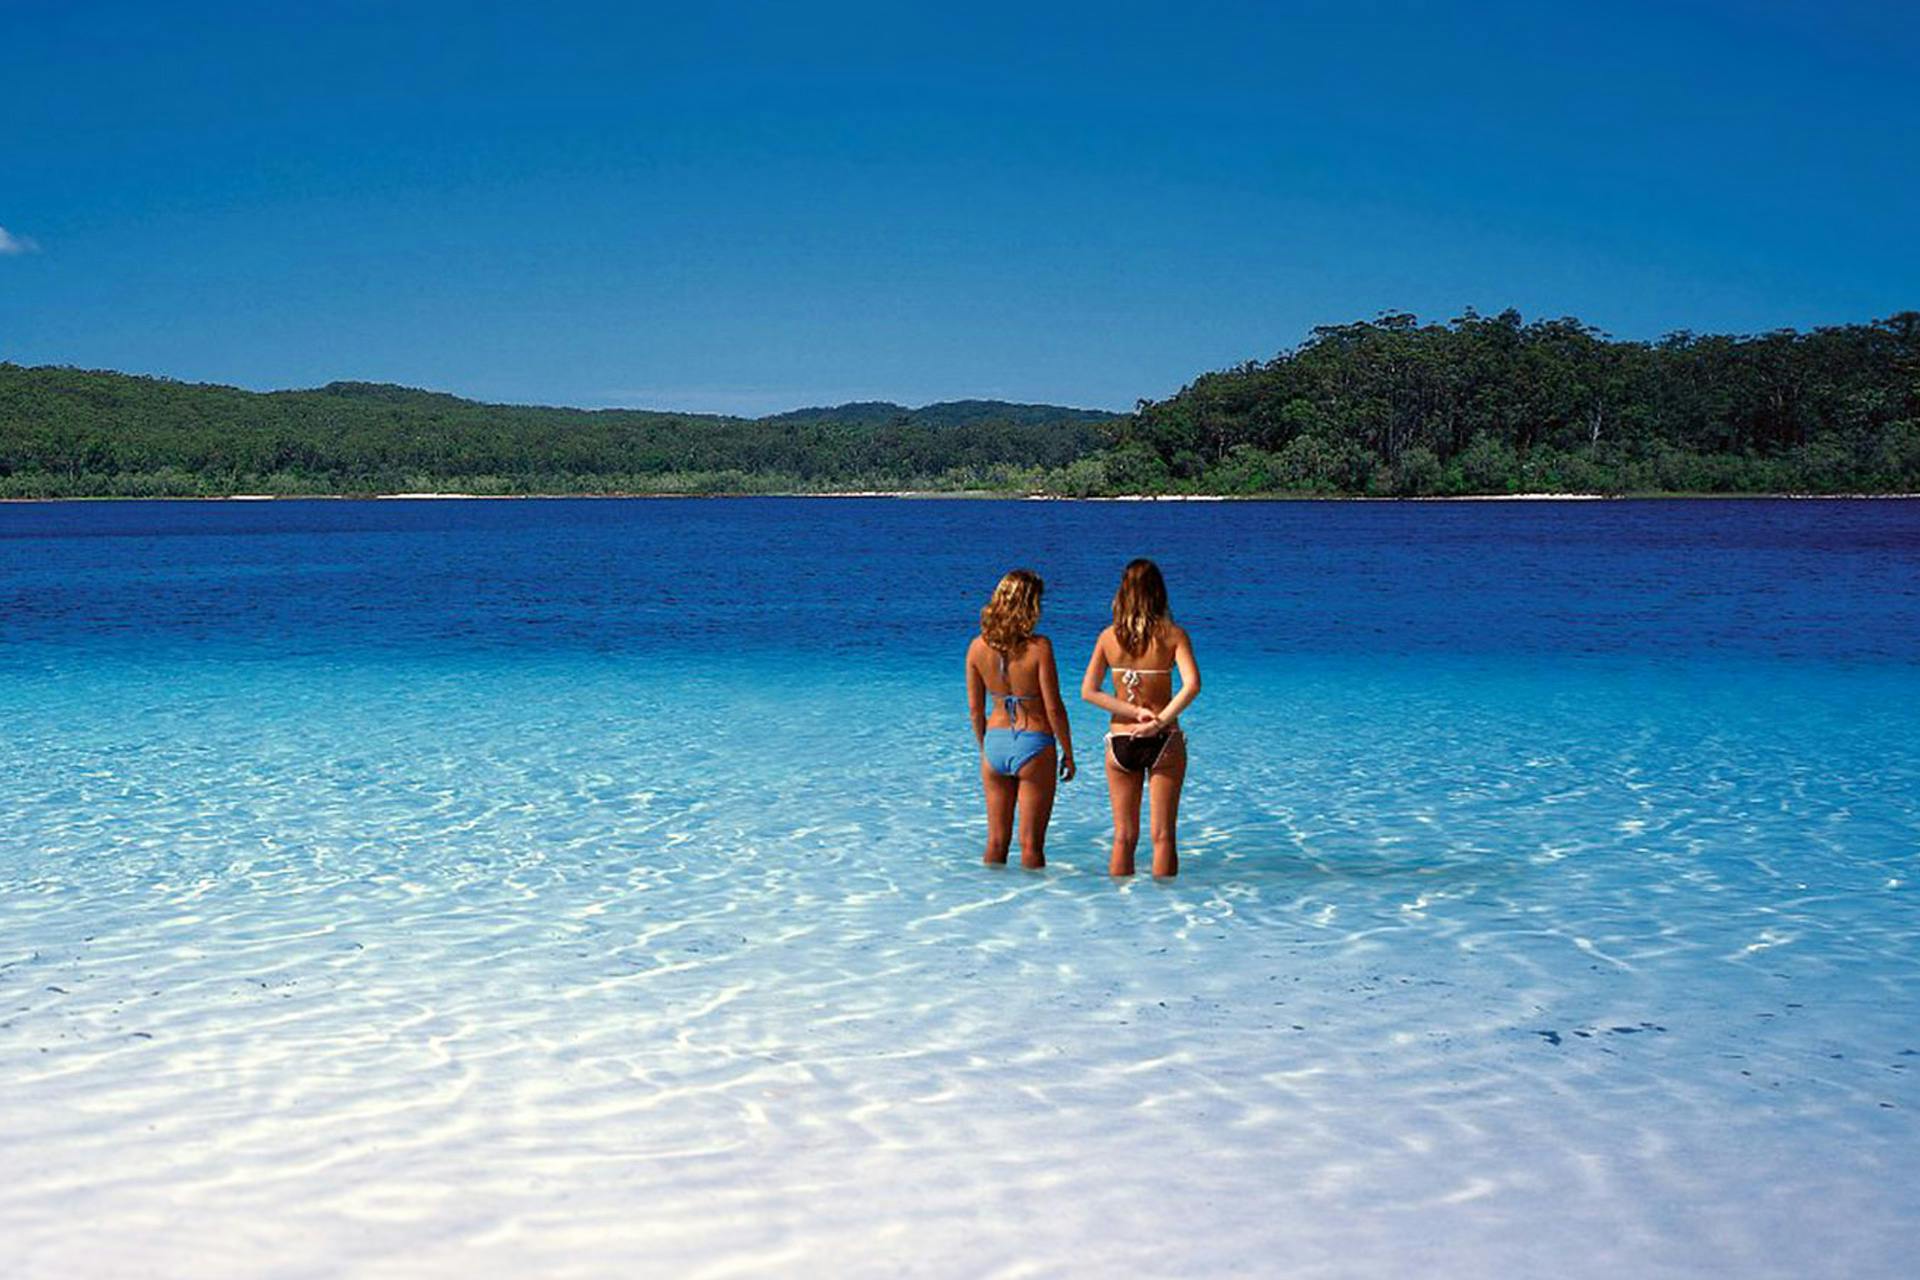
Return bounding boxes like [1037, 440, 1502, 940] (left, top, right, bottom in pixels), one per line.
[966, 633, 1076, 868]
[1080, 623, 1201, 877]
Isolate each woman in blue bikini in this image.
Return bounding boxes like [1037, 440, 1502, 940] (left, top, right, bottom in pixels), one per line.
[966, 569, 1076, 868]
[1081, 559, 1202, 877]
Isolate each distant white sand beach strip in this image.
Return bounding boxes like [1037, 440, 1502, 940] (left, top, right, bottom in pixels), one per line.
[2, 490, 1917, 505]
[1410, 492, 1611, 501]
[788, 489, 993, 498]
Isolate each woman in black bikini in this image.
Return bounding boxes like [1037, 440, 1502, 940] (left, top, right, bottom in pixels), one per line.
[1080, 559, 1201, 877]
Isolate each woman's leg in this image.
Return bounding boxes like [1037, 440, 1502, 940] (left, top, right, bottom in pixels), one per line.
[1105, 741, 1145, 876]
[980, 755, 1018, 865]
[1147, 735, 1188, 878]
[1014, 744, 1058, 869]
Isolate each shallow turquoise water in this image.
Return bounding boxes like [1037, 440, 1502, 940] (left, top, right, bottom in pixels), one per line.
[2, 498, 1917, 1277]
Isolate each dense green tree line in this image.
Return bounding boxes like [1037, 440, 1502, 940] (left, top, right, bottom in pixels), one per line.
[0, 372, 1109, 497]
[2, 309, 1916, 497]
[1118, 310, 1920, 495]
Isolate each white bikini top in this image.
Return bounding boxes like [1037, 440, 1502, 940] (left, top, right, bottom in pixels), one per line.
[1114, 666, 1170, 704]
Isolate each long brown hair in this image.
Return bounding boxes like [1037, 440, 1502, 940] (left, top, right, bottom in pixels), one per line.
[980, 569, 1043, 655]
[1111, 558, 1170, 656]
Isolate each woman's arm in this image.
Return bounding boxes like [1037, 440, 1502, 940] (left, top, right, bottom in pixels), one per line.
[1150, 627, 1203, 730]
[965, 642, 988, 747]
[1035, 637, 1075, 781]
[1080, 630, 1151, 720]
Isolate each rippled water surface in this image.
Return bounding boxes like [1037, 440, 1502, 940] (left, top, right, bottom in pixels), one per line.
[3, 498, 1917, 1278]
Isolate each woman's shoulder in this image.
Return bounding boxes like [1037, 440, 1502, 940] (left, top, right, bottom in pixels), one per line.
[1002, 634, 1049, 670]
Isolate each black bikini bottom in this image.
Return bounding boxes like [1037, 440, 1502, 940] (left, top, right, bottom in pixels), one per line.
[1109, 732, 1172, 774]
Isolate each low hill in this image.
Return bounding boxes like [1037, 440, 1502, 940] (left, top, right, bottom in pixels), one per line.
[0, 365, 1110, 496]
[765, 400, 1120, 429]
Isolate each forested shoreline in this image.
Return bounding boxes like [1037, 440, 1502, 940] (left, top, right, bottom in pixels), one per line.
[3, 309, 1916, 498]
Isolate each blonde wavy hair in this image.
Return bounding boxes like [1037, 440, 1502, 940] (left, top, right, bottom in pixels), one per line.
[1112, 558, 1171, 656]
[979, 569, 1044, 655]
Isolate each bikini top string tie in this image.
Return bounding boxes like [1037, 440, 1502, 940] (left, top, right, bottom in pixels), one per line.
[993, 649, 1033, 730]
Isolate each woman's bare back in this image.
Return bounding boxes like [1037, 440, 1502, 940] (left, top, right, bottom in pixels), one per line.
[1098, 624, 1184, 724]
[971, 635, 1053, 732]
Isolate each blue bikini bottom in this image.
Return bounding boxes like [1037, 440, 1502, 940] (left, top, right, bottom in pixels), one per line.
[982, 728, 1055, 777]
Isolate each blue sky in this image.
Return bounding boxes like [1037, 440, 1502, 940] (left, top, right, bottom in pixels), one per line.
[2, 0, 1915, 415]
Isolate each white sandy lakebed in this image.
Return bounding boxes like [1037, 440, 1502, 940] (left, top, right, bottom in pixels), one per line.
[3, 653, 1915, 1279]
